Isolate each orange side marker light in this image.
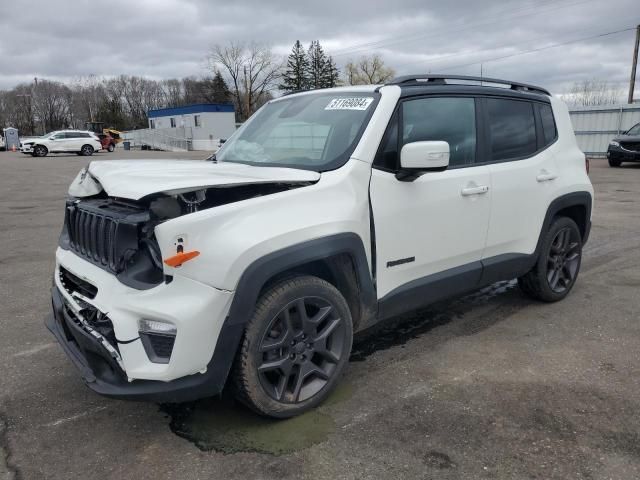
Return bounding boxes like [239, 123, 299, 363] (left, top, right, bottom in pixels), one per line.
[164, 250, 200, 268]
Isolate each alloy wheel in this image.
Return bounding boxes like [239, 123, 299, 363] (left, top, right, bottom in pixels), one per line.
[546, 227, 581, 293]
[257, 296, 346, 403]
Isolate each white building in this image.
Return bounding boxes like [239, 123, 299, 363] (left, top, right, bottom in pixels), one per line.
[569, 104, 640, 156]
[147, 103, 237, 151]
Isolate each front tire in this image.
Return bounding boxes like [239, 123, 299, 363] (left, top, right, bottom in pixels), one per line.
[33, 145, 48, 157]
[232, 275, 353, 418]
[80, 145, 94, 156]
[107, 143, 115, 152]
[518, 217, 583, 302]
[608, 158, 621, 167]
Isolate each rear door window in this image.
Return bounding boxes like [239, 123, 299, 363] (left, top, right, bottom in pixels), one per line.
[486, 98, 537, 161]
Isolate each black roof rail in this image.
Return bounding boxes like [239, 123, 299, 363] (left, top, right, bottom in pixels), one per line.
[387, 74, 551, 96]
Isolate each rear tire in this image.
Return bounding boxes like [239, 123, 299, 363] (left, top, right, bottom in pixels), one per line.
[107, 143, 115, 152]
[518, 217, 582, 302]
[80, 144, 94, 156]
[232, 275, 353, 418]
[608, 158, 622, 167]
[33, 145, 47, 157]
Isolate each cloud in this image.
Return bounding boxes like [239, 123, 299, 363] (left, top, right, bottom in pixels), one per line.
[0, 0, 637, 95]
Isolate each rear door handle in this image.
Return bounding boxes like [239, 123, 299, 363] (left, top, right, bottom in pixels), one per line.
[461, 185, 489, 196]
[536, 172, 557, 182]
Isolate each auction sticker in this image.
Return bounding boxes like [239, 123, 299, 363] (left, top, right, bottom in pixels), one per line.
[325, 97, 374, 111]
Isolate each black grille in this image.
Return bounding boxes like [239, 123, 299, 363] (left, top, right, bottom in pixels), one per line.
[59, 266, 98, 299]
[64, 199, 150, 274]
[621, 141, 640, 152]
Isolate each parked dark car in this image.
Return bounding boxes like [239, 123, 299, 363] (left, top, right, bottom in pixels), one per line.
[607, 122, 640, 167]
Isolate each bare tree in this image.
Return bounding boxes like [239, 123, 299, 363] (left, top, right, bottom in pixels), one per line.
[71, 75, 104, 125]
[344, 54, 395, 85]
[208, 42, 282, 120]
[31, 79, 73, 134]
[563, 79, 623, 107]
[1, 84, 36, 134]
[161, 78, 184, 107]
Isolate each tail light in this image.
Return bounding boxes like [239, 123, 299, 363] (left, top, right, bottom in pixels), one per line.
[585, 157, 590, 175]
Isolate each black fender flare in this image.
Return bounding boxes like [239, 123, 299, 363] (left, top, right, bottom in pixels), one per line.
[227, 232, 376, 326]
[204, 232, 377, 393]
[535, 191, 592, 256]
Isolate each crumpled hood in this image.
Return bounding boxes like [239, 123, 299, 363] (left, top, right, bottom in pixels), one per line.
[69, 160, 321, 200]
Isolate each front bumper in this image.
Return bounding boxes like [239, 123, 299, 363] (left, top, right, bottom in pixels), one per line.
[21, 145, 34, 153]
[47, 247, 242, 402]
[607, 146, 640, 162]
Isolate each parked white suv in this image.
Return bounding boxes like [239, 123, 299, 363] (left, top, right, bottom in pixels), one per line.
[47, 75, 593, 417]
[21, 130, 102, 157]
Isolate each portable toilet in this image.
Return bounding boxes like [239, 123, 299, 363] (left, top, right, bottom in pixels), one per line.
[3, 128, 19, 151]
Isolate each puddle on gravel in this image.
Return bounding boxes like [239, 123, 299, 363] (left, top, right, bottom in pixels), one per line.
[161, 383, 353, 455]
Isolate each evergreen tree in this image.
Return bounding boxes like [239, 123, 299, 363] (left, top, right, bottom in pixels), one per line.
[210, 70, 232, 103]
[307, 40, 328, 90]
[323, 56, 340, 88]
[307, 41, 339, 89]
[279, 40, 310, 92]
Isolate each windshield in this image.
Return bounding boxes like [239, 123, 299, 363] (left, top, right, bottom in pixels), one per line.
[216, 92, 379, 171]
[627, 123, 640, 136]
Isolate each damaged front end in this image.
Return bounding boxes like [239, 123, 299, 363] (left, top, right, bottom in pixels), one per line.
[61, 166, 314, 290]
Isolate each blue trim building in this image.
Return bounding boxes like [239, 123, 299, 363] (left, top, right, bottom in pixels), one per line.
[146, 103, 237, 151]
[148, 103, 234, 118]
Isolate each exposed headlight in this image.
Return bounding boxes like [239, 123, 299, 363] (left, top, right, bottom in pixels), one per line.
[138, 319, 176, 364]
[609, 141, 620, 147]
[138, 318, 177, 335]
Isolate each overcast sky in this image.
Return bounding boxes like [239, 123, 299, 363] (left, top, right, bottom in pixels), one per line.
[1, 0, 638, 95]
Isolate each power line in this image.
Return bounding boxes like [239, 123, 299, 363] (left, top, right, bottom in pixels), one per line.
[328, 0, 571, 56]
[432, 26, 637, 72]
[390, 23, 634, 72]
[328, 0, 597, 58]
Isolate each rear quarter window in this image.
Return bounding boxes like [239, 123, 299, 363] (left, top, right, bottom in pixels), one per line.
[539, 104, 557, 146]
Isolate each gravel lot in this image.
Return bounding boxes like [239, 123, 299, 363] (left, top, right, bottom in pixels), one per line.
[1, 149, 639, 480]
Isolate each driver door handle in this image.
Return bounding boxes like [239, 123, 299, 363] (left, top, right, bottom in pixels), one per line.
[461, 185, 489, 196]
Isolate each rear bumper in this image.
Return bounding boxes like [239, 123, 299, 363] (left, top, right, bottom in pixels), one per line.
[46, 286, 244, 402]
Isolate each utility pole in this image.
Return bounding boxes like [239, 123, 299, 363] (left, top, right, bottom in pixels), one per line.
[628, 24, 640, 104]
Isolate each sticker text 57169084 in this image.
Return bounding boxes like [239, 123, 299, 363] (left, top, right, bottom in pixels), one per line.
[325, 97, 374, 111]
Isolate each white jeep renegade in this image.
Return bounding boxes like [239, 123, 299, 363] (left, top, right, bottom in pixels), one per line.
[47, 75, 593, 418]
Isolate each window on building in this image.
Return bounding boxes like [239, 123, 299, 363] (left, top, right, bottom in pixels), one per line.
[150, 119, 155, 129]
[194, 115, 201, 127]
[539, 104, 557, 146]
[487, 98, 537, 161]
[170, 118, 176, 128]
